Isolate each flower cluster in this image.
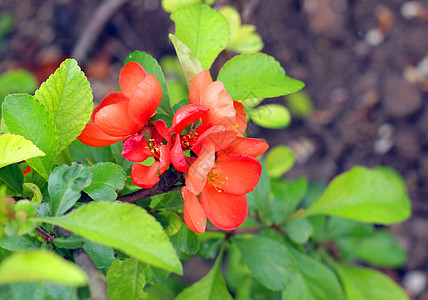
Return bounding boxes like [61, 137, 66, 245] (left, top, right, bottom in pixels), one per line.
[78, 62, 269, 233]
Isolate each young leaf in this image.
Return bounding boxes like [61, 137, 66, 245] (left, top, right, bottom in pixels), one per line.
[282, 247, 345, 300]
[2, 94, 58, 180]
[218, 53, 304, 100]
[34, 59, 93, 154]
[169, 34, 204, 87]
[171, 4, 229, 69]
[35, 202, 182, 274]
[305, 167, 411, 224]
[162, 0, 201, 12]
[0, 250, 87, 287]
[0, 134, 45, 168]
[125, 51, 173, 117]
[107, 257, 148, 300]
[48, 163, 92, 216]
[232, 235, 298, 291]
[83, 162, 125, 202]
[264, 145, 295, 177]
[176, 253, 232, 300]
[250, 104, 291, 129]
[334, 264, 409, 300]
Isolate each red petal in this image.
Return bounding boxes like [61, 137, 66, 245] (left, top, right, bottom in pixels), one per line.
[214, 153, 262, 195]
[122, 134, 152, 162]
[95, 102, 141, 136]
[153, 119, 171, 145]
[159, 145, 171, 174]
[189, 70, 212, 105]
[92, 91, 128, 123]
[119, 62, 147, 99]
[223, 137, 269, 157]
[195, 123, 214, 136]
[131, 161, 160, 189]
[128, 74, 162, 126]
[182, 187, 206, 233]
[170, 104, 209, 134]
[200, 81, 236, 128]
[200, 185, 248, 231]
[191, 126, 237, 155]
[185, 143, 215, 195]
[171, 135, 188, 172]
[233, 101, 247, 136]
[77, 123, 127, 147]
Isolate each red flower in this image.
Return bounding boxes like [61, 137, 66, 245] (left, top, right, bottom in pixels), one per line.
[182, 143, 262, 233]
[78, 62, 162, 147]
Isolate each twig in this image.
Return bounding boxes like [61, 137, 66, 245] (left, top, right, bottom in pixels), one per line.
[73, 248, 108, 300]
[117, 169, 185, 204]
[71, 0, 130, 63]
[35, 227, 56, 243]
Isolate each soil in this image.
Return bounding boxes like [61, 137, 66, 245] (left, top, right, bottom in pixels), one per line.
[1, 0, 428, 298]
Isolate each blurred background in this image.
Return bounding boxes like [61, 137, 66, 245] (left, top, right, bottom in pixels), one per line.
[1, 0, 427, 298]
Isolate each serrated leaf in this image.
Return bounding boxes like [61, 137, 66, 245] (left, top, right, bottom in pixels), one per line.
[171, 4, 229, 69]
[0, 250, 87, 287]
[162, 0, 201, 12]
[2, 94, 58, 180]
[48, 163, 92, 216]
[334, 264, 409, 300]
[125, 51, 173, 117]
[233, 235, 298, 291]
[0, 134, 45, 168]
[83, 162, 125, 201]
[35, 202, 182, 274]
[218, 53, 304, 100]
[107, 257, 148, 300]
[265, 145, 295, 177]
[305, 167, 411, 224]
[250, 104, 291, 129]
[35, 59, 93, 153]
[176, 253, 232, 300]
[169, 34, 204, 87]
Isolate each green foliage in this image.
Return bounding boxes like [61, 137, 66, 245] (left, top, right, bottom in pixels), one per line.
[4, 282, 78, 300]
[284, 90, 314, 118]
[265, 145, 295, 177]
[2, 94, 58, 180]
[83, 240, 116, 268]
[218, 53, 305, 100]
[35, 202, 182, 274]
[83, 162, 125, 202]
[0, 164, 23, 194]
[249, 104, 291, 129]
[0, 250, 87, 287]
[35, 59, 93, 154]
[306, 166, 411, 224]
[171, 4, 229, 69]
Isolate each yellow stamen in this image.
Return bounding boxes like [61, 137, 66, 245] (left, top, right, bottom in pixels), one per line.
[207, 168, 229, 192]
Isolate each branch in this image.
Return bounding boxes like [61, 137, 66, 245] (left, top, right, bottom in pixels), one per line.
[117, 169, 185, 204]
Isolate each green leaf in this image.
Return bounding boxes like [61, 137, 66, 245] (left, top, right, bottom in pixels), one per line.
[0, 164, 23, 194]
[7, 282, 78, 300]
[232, 235, 298, 291]
[48, 163, 92, 216]
[69, 139, 114, 165]
[176, 225, 199, 255]
[265, 145, 295, 177]
[107, 257, 147, 300]
[161, 211, 182, 236]
[0, 70, 37, 118]
[334, 264, 409, 300]
[0, 134, 45, 168]
[83, 162, 125, 201]
[125, 51, 173, 117]
[23, 183, 43, 205]
[282, 217, 313, 244]
[2, 94, 58, 180]
[0, 250, 87, 287]
[169, 34, 204, 87]
[53, 235, 86, 250]
[34, 59, 93, 153]
[162, 0, 201, 12]
[305, 167, 411, 224]
[247, 161, 271, 224]
[282, 247, 345, 300]
[84, 240, 116, 268]
[0, 235, 39, 251]
[218, 53, 304, 100]
[171, 4, 229, 69]
[284, 90, 314, 118]
[250, 104, 291, 129]
[176, 253, 232, 300]
[35, 202, 182, 274]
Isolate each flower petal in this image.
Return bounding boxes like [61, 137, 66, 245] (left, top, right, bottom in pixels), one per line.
[233, 101, 247, 136]
[122, 134, 152, 162]
[182, 187, 206, 233]
[189, 70, 213, 105]
[128, 74, 162, 126]
[119, 61, 147, 99]
[92, 91, 129, 123]
[200, 185, 248, 231]
[170, 104, 209, 134]
[95, 102, 141, 137]
[159, 145, 171, 174]
[214, 153, 262, 195]
[191, 126, 237, 156]
[153, 119, 171, 145]
[223, 137, 269, 158]
[200, 81, 236, 128]
[185, 143, 215, 195]
[171, 134, 188, 172]
[131, 161, 160, 189]
[77, 123, 127, 147]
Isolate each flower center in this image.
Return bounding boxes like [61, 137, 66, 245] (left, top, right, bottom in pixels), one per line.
[147, 139, 161, 160]
[207, 168, 228, 192]
[181, 132, 198, 150]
